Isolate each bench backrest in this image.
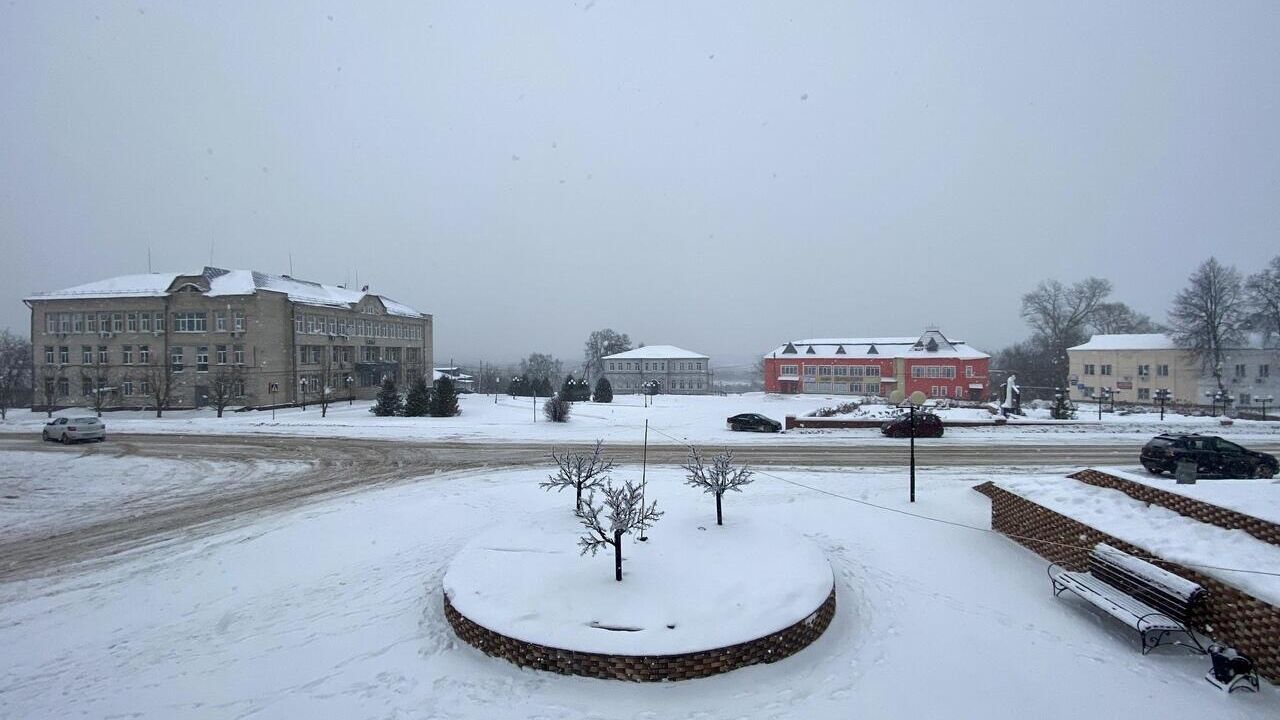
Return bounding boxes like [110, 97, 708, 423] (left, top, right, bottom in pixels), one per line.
[1089, 544, 1204, 624]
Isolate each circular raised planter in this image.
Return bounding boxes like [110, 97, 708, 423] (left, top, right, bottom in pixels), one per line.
[443, 509, 835, 681]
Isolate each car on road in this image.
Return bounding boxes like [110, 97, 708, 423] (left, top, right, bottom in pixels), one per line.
[881, 411, 944, 438]
[1141, 433, 1277, 479]
[727, 413, 782, 433]
[42, 417, 106, 444]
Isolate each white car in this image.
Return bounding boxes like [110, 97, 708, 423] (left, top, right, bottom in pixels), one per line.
[42, 417, 106, 444]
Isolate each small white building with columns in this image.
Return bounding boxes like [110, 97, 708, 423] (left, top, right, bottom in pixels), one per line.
[600, 345, 711, 395]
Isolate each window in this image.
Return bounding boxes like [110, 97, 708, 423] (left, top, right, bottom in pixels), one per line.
[233, 345, 244, 365]
[216, 345, 228, 365]
[59, 346, 69, 364]
[1137, 365, 1150, 377]
[171, 346, 184, 372]
[234, 311, 245, 332]
[1239, 393, 1251, 406]
[295, 315, 305, 333]
[122, 380, 134, 396]
[112, 313, 124, 332]
[173, 312, 207, 333]
[965, 366, 974, 378]
[60, 313, 72, 333]
[865, 383, 880, 394]
[139, 345, 150, 364]
[307, 315, 316, 334]
[153, 312, 165, 331]
[1100, 364, 1112, 376]
[1235, 363, 1247, 378]
[82, 378, 93, 397]
[834, 366, 848, 377]
[1157, 364, 1169, 377]
[818, 366, 832, 376]
[140, 379, 150, 396]
[82, 346, 92, 364]
[196, 346, 209, 372]
[1084, 364, 1095, 375]
[87, 314, 98, 333]
[850, 382, 863, 393]
[328, 317, 336, 335]
[865, 365, 881, 377]
[45, 314, 56, 333]
[127, 313, 138, 332]
[780, 364, 798, 376]
[72, 313, 84, 333]
[44, 346, 54, 364]
[57, 377, 69, 397]
[910, 365, 955, 379]
[215, 311, 226, 331]
[122, 345, 133, 364]
[850, 366, 864, 377]
[98, 346, 108, 364]
[1262, 364, 1271, 378]
[803, 366, 817, 377]
[140, 313, 151, 332]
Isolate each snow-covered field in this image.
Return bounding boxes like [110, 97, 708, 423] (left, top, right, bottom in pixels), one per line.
[1, 461, 1274, 718]
[3, 392, 1279, 447]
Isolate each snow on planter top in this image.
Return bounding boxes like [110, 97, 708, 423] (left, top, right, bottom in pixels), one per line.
[442, 508, 833, 656]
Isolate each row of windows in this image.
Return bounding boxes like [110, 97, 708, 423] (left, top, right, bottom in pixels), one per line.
[43, 310, 247, 335]
[1233, 363, 1270, 378]
[800, 380, 884, 394]
[801, 365, 884, 377]
[43, 376, 249, 399]
[607, 360, 705, 372]
[613, 378, 706, 390]
[910, 365, 957, 379]
[46, 345, 154, 365]
[294, 313, 423, 341]
[928, 386, 965, 397]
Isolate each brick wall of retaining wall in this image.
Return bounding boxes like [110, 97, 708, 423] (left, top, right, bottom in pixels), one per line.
[974, 482, 1280, 681]
[1069, 469, 1280, 547]
[443, 588, 836, 682]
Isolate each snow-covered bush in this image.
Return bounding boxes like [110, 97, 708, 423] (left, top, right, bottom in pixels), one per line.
[543, 395, 571, 422]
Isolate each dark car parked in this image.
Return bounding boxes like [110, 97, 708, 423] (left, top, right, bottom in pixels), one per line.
[880, 411, 944, 438]
[1141, 433, 1277, 479]
[727, 413, 782, 433]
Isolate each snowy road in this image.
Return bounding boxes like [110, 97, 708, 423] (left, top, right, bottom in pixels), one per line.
[3, 434, 1278, 584]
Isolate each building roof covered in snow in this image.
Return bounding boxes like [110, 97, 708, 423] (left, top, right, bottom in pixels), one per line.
[1069, 334, 1179, 351]
[602, 345, 709, 360]
[764, 329, 988, 360]
[26, 266, 428, 318]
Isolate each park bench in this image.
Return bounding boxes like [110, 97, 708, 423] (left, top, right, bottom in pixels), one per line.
[1048, 543, 1206, 654]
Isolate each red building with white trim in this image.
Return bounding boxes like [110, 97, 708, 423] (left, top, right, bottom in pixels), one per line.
[762, 328, 991, 400]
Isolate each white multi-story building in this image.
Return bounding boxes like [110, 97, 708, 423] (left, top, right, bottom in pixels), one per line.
[601, 345, 710, 394]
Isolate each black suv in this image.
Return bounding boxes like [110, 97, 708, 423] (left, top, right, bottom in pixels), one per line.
[881, 412, 944, 438]
[1141, 434, 1277, 479]
[727, 413, 782, 433]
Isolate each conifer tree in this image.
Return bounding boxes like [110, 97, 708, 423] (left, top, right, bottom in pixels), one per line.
[430, 376, 460, 417]
[372, 377, 403, 416]
[593, 376, 613, 403]
[403, 376, 431, 417]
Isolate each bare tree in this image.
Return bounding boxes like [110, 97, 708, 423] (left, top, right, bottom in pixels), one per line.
[81, 352, 113, 417]
[583, 329, 632, 382]
[1169, 257, 1247, 394]
[1020, 277, 1112, 387]
[1246, 255, 1280, 346]
[143, 360, 173, 418]
[541, 440, 614, 510]
[682, 448, 755, 526]
[208, 364, 245, 418]
[0, 330, 32, 420]
[318, 344, 334, 418]
[576, 479, 663, 582]
[37, 366, 62, 417]
[1089, 301, 1163, 335]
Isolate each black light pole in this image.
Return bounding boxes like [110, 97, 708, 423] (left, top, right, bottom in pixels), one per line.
[1259, 396, 1274, 421]
[300, 377, 308, 411]
[639, 419, 649, 541]
[1155, 388, 1171, 421]
[897, 400, 917, 503]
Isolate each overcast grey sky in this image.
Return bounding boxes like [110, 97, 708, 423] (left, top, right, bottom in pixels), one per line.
[2, 1, 1277, 367]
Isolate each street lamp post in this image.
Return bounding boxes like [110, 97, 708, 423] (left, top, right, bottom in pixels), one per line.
[1258, 395, 1274, 421]
[1154, 389, 1171, 421]
[896, 400, 917, 503]
[299, 377, 308, 411]
[1094, 387, 1112, 421]
[345, 375, 354, 405]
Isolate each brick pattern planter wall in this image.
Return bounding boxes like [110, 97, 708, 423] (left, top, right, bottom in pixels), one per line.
[443, 588, 836, 682]
[974, 482, 1280, 681]
[1069, 469, 1280, 548]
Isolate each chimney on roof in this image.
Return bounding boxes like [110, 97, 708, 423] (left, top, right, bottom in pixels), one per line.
[361, 284, 369, 292]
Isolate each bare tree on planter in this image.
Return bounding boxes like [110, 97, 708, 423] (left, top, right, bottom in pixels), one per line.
[542, 440, 614, 511]
[576, 479, 662, 581]
[682, 448, 755, 526]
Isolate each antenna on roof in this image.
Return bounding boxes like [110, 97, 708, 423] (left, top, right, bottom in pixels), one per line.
[289, 251, 294, 276]
[147, 246, 152, 273]
[209, 240, 214, 267]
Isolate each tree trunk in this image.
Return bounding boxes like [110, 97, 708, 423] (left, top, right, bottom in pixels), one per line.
[217, 407, 224, 418]
[576, 485, 582, 512]
[715, 493, 723, 526]
[613, 530, 623, 581]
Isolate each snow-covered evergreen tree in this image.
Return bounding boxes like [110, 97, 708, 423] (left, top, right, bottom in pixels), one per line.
[430, 376, 460, 417]
[372, 377, 402, 416]
[541, 440, 614, 510]
[593, 376, 613, 403]
[576, 479, 663, 581]
[682, 448, 755, 526]
[403, 377, 431, 417]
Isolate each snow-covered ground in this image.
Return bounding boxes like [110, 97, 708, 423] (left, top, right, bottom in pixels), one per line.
[1, 463, 1274, 718]
[1097, 466, 1280, 526]
[0, 450, 308, 539]
[3, 393, 1279, 447]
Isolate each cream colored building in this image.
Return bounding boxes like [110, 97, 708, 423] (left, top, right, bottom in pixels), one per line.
[25, 267, 432, 411]
[1067, 334, 1204, 406]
